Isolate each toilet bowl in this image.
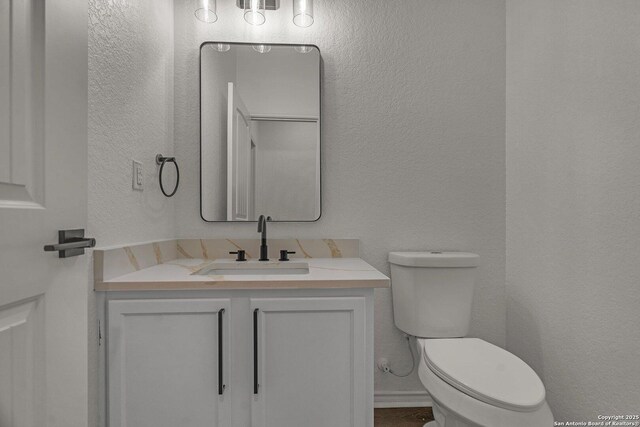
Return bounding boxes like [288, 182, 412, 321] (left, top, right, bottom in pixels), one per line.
[416, 338, 553, 427]
[388, 252, 554, 426]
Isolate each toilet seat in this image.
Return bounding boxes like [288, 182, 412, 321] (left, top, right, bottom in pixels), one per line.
[418, 355, 554, 427]
[421, 338, 546, 412]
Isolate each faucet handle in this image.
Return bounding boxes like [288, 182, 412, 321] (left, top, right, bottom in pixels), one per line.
[229, 250, 247, 262]
[279, 250, 296, 262]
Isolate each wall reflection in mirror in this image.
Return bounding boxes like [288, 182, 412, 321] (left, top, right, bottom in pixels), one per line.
[200, 42, 320, 222]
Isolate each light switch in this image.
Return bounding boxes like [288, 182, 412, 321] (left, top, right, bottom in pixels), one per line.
[132, 160, 143, 191]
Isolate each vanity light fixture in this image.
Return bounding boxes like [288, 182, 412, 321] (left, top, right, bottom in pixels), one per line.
[195, 0, 313, 27]
[292, 0, 313, 27]
[244, 0, 266, 25]
[194, 0, 218, 23]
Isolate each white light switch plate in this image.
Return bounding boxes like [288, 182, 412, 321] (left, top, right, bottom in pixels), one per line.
[132, 160, 143, 191]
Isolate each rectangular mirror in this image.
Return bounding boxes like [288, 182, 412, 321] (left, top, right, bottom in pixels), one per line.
[200, 42, 321, 222]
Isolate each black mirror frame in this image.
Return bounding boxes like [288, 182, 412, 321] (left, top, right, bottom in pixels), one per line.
[199, 41, 322, 223]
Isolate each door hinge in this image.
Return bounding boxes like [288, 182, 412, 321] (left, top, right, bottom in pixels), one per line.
[98, 320, 102, 347]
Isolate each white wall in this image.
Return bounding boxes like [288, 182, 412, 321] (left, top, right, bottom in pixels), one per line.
[89, 0, 175, 247]
[506, 0, 640, 419]
[175, 0, 506, 392]
[89, 4, 175, 424]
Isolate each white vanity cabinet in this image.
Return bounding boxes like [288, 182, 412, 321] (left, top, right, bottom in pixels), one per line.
[102, 291, 374, 427]
[250, 297, 367, 427]
[107, 298, 231, 427]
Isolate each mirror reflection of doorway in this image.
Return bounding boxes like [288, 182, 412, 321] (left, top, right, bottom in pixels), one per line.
[227, 82, 251, 221]
[250, 118, 318, 220]
[227, 82, 318, 221]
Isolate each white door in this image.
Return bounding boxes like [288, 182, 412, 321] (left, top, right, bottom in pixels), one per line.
[108, 299, 231, 427]
[0, 1, 88, 427]
[250, 297, 367, 427]
[226, 82, 252, 221]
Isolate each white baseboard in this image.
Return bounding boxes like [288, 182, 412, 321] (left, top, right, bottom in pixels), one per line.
[374, 390, 433, 408]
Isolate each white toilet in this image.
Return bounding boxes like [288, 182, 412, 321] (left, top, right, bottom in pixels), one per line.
[389, 251, 554, 427]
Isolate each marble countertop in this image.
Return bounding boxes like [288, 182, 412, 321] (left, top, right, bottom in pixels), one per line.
[94, 257, 390, 291]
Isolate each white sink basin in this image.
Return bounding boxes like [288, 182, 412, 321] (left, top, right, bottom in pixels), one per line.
[196, 260, 310, 276]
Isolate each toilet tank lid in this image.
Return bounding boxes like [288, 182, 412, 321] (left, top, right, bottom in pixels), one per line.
[388, 252, 479, 268]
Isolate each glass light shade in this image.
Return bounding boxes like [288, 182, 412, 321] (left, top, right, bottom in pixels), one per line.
[195, 0, 218, 23]
[293, 0, 313, 27]
[252, 44, 272, 54]
[212, 43, 231, 52]
[244, 0, 266, 25]
[294, 45, 313, 53]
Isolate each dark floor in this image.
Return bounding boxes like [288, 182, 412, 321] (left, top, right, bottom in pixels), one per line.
[374, 407, 434, 426]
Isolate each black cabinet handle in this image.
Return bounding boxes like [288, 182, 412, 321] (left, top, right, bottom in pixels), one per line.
[218, 309, 225, 395]
[253, 308, 259, 394]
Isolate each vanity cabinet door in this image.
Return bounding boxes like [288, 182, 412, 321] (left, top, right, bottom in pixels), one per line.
[107, 299, 231, 427]
[250, 297, 367, 427]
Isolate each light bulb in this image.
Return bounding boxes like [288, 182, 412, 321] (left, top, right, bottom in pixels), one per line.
[294, 45, 314, 54]
[253, 44, 272, 54]
[293, 0, 313, 27]
[244, 0, 266, 25]
[211, 43, 231, 52]
[195, 0, 217, 23]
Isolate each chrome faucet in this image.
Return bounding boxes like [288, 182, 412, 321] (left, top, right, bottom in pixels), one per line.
[257, 215, 271, 261]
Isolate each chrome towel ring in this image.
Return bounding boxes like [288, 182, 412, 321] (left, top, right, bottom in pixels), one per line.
[156, 154, 180, 197]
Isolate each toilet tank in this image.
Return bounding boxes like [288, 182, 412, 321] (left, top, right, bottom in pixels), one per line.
[389, 252, 479, 338]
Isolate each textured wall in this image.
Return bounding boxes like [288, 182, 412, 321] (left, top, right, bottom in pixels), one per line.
[175, 0, 506, 392]
[88, 3, 176, 424]
[89, 0, 175, 247]
[506, 0, 640, 419]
